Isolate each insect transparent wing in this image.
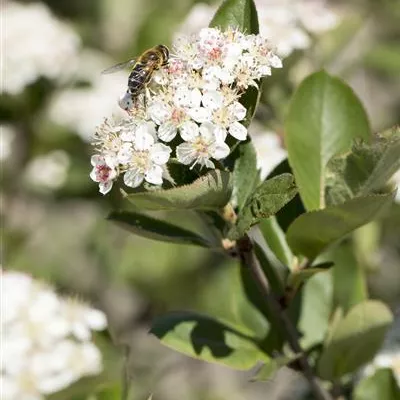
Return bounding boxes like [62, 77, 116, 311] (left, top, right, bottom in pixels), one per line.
[101, 59, 137, 74]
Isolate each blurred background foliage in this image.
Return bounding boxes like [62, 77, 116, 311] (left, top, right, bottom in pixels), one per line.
[2, 0, 400, 399]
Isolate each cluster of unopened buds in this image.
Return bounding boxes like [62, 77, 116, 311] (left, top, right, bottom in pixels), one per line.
[91, 27, 282, 194]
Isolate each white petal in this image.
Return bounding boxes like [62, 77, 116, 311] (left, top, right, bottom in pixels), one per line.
[99, 180, 113, 195]
[90, 167, 98, 182]
[202, 90, 224, 110]
[229, 122, 247, 140]
[91, 155, 103, 166]
[199, 122, 215, 142]
[189, 88, 202, 107]
[124, 169, 144, 188]
[136, 121, 157, 140]
[158, 121, 177, 142]
[86, 309, 107, 331]
[145, 164, 163, 185]
[180, 121, 199, 141]
[134, 131, 154, 151]
[176, 142, 197, 165]
[269, 53, 283, 68]
[148, 101, 171, 125]
[229, 102, 247, 121]
[212, 141, 230, 160]
[214, 126, 228, 142]
[187, 107, 211, 124]
[150, 143, 171, 165]
[174, 86, 192, 108]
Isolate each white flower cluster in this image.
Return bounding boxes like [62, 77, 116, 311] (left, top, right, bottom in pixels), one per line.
[2, 1, 80, 95]
[1, 270, 107, 400]
[176, 0, 339, 58]
[91, 27, 282, 194]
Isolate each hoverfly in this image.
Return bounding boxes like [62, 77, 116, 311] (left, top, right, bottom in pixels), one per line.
[102, 44, 170, 111]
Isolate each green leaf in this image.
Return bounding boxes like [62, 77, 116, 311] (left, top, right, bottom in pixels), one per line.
[298, 271, 333, 349]
[325, 127, 400, 204]
[108, 211, 211, 247]
[287, 262, 333, 292]
[317, 300, 393, 380]
[233, 140, 259, 211]
[230, 173, 298, 239]
[285, 71, 371, 211]
[199, 262, 269, 339]
[259, 216, 294, 269]
[123, 170, 233, 211]
[286, 192, 395, 260]
[210, 0, 259, 34]
[330, 242, 367, 314]
[150, 311, 268, 370]
[354, 369, 400, 400]
[251, 354, 300, 382]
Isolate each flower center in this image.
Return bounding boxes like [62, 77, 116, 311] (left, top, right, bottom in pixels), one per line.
[193, 137, 211, 157]
[131, 151, 150, 173]
[213, 108, 230, 128]
[96, 164, 111, 182]
[171, 108, 186, 125]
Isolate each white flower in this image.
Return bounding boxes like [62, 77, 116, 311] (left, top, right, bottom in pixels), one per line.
[1, 2, 80, 95]
[57, 298, 107, 341]
[0, 125, 16, 161]
[1, 270, 107, 399]
[24, 151, 70, 191]
[392, 169, 400, 203]
[48, 55, 127, 142]
[123, 130, 171, 188]
[174, 0, 340, 59]
[249, 123, 287, 180]
[90, 155, 118, 195]
[176, 122, 230, 169]
[363, 349, 400, 388]
[90, 26, 283, 194]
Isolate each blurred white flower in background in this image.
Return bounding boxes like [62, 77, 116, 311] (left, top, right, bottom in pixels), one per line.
[1, 1, 80, 95]
[363, 349, 400, 388]
[248, 122, 287, 180]
[0, 125, 16, 161]
[392, 169, 400, 203]
[176, 0, 339, 57]
[24, 150, 70, 190]
[48, 50, 127, 141]
[1, 270, 107, 400]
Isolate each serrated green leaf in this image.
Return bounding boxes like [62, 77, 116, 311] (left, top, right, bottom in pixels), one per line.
[123, 170, 232, 211]
[317, 300, 393, 380]
[286, 192, 395, 260]
[150, 311, 268, 370]
[108, 211, 211, 247]
[210, 0, 259, 34]
[354, 369, 400, 400]
[325, 127, 400, 204]
[233, 140, 259, 211]
[285, 71, 371, 211]
[230, 173, 297, 239]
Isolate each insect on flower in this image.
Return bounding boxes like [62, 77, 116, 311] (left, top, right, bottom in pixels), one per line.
[102, 45, 170, 111]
